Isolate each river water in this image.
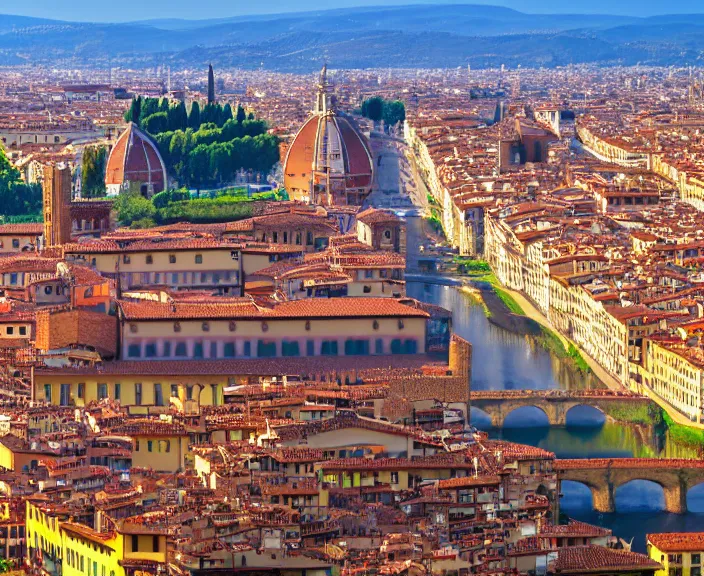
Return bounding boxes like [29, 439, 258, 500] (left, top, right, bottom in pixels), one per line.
[407, 281, 704, 552]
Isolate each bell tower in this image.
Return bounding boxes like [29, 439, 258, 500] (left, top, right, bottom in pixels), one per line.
[43, 163, 72, 247]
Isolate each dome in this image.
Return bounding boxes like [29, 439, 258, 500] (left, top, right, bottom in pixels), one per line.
[105, 122, 167, 197]
[284, 66, 373, 206]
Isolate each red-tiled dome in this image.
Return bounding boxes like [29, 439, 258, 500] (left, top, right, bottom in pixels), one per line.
[284, 66, 373, 206]
[105, 122, 167, 197]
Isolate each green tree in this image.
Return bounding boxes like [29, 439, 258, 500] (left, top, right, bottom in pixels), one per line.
[362, 96, 384, 122]
[81, 145, 107, 198]
[236, 105, 246, 124]
[188, 101, 201, 130]
[114, 191, 156, 226]
[0, 147, 42, 217]
[223, 103, 233, 123]
[124, 96, 142, 124]
[168, 101, 188, 132]
[382, 100, 406, 126]
[143, 112, 169, 135]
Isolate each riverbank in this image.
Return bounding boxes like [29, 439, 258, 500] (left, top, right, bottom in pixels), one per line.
[460, 269, 599, 384]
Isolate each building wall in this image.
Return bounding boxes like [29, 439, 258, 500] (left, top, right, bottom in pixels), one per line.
[43, 164, 73, 247]
[35, 376, 223, 411]
[648, 541, 703, 576]
[644, 341, 704, 424]
[0, 234, 39, 254]
[484, 213, 628, 385]
[120, 316, 426, 361]
[131, 435, 188, 472]
[67, 248, 241, 291]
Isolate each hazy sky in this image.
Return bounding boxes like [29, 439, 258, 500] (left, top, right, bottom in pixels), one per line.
[6, 0, 704, 22]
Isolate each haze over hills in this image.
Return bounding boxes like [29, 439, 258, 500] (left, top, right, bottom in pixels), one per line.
[3, 4, 704, 71]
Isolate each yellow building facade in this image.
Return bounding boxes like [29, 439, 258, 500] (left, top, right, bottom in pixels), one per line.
[648, 533, 704, 576]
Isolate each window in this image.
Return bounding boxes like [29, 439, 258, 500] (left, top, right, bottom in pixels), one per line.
[375, 338, 384, 354]
[147, 440, 153, 452]
[135, 383, 142, 405]
[306, 340, 315, 356]
[19, 326, 26, 336]
[78, 383, 85, 399]
[123, 255, 130, 264]
[391, 339, 403, 354]
[257, 340, 277, 357]
[391, 472, 399, 484]
[171, 384, 178, 398]
[127, 344, 141, 358]
[404, 339, 418, 354]
[162, 341, 171, 357]
[171, 273, 178, 284]
[169, 254, 176, 264]
[693, 554, 702, 565]
[282, 341, 300, 357]
[132, 535, 139, 552]
[345, 339, 369, 356]
[211, 384, 219, 406]
[194, 341, 204, 358]
[693, 568, 702, 576]
[320, 340, 338, 356]
[365, 269, 374, 279]
[98, 383, 108, 400]
[295, 232, 302, 245]
[154, 383, 163, 406]
[60, 384, 70, 406]
[145, 254, 153, 264]
[114, 383, 121, 401]
[195, 254, 203, 264]
[224, 342, 235, 357]
[175, 342, 187, 357]
[306, 231, 313, 245]
[243, 341, 251, 357]
[186, 386, 193, 401]
[44, 286, 53, 295]
[145, 343, 157, 358]
[9, 273, 17, 285]
[210, 341, 217, 358]
[5, 327, 13, 335]
[12, 239, 19, 249]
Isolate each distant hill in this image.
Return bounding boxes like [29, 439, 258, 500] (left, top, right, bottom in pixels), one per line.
[1, 4, 704, 71]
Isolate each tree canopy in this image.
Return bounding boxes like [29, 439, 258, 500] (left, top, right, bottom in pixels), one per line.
[0, 147, 42, 218]
[361, 97, 406, 126]
[122, 97, 279, 190]
[80, 145, 107, 198]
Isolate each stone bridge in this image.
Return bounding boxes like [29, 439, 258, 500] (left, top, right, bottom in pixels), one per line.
[555, 458, 704, 514]
[469, 390, 652, 428]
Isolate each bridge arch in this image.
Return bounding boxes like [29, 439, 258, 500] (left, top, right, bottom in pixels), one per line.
[564, 404, 606, 427]
[686, 481, 704, 513]
[614, 479, 665, 512]
[469, 406, 494, 429]
[559, 480, 607, 513]
[503, 405, 551, 428]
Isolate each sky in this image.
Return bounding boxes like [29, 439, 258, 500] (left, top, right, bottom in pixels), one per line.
[5, 0, 704, 22]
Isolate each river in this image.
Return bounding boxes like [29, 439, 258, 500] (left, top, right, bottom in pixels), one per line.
[406, 280, 704, 552]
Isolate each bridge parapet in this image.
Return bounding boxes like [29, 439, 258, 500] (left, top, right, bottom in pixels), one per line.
[556, 458, 704, 514]
[470, 392, 654, 428]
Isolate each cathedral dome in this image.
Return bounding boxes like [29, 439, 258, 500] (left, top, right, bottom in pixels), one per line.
[105, 122, 167, 197]
[284, 66, 374, 206]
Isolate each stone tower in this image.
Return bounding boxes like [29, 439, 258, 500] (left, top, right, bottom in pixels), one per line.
[43, 163, 72, 247]
[207, 64, 215, 105]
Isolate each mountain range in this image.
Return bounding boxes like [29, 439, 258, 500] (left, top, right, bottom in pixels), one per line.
[3, 4, 704, 71]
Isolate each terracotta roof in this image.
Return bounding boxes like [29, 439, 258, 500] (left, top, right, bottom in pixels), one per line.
[118, 297, 428, 321]
[105, 123, 167, 193]
[34, 353, 436, 377]
[550, 545, 661, 574]
[0, 224, 43, 236]
[647, 532, 704, 552]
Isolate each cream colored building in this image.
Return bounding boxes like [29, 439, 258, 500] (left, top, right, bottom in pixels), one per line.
[643, 340, 704, 424]
[117, 296, 427, 361]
